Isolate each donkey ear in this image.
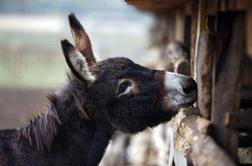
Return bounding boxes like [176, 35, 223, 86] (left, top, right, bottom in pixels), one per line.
[68, 13, 96, 67]
[61, 39, 96, 84]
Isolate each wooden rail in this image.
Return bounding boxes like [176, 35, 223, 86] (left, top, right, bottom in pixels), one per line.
[125, 0, 252, 164]
[169, 108, 236, 166]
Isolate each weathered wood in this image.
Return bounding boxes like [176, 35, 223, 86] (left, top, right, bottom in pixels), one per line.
[211, 12, 245, 160]
[205, 0, 252, 14]
[190, 135, 236, 166]
[238, 148, 252, 164]
[171, 109, 211, 153]
[124, 0, 188, 13]
[225, 112, 252, 130]
[228, 0, 252, 10]
[170, 109, 236, 166]
[194, 0, 207, 80]
[190, 0, 198, 76]
[205, 0, 218, 15]
[125, 0, 252, 13]
[247, 11, 252, 58]
[196, 30, 215, 119]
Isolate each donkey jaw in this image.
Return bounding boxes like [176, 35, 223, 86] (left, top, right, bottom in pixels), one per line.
[162, 72, 197, 111]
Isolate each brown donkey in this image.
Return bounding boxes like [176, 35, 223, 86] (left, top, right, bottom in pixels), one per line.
[0, 13, 197, 166]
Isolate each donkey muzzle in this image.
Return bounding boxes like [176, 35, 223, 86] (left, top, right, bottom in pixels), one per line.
[161, 72, 197, 110]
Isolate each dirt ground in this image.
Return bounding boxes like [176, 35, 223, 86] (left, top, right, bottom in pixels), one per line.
[0, 87, 52, 129]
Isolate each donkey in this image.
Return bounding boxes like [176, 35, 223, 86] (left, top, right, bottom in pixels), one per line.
[0, 13, 197, 166]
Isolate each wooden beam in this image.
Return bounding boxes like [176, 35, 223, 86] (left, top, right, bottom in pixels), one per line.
[124, 0, 188, 12]
[196, 30, 215, 119]
[194, 0, 207, 80]
[225, 112, 252, 130]
[172, 110, 210, 152]
[190, 0, 198, 76]
[125, 0, 252, 13]
[211, 12, 245, 160]
[125, 0, 188, 4]
[169, 109, 236, 165]
[238, 147, 252, 164]
[205, 0, 252, 15]
[247, 11, 252, 58]
[191, 135, 236, 166]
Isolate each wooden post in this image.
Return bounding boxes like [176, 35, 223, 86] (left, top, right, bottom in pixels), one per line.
[196, 30, 215, 119]
[247, 11, 252, 58]
[190, 0, 199, 76]
[191, 0, 206, 80]
[170, 109, 236, 166]
[211, 12, 245, 161]
[190, 135, 236, 166]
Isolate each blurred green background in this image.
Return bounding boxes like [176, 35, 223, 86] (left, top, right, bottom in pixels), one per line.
[0, 0, 153, 128]
[0, 0, 153, 88]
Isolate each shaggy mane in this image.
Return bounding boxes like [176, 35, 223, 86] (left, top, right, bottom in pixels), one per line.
[17, 95, 61, 152]
[17, 82, 89, 152]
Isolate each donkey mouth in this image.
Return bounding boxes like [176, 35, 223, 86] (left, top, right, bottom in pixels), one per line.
[179, 97, 197, 108]
[162, 71, 198, 112]
[177, 90, 197, 108]
[162, 93, 197, 112]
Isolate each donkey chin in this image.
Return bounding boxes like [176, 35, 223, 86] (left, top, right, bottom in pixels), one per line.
[161, 71, 197, 112]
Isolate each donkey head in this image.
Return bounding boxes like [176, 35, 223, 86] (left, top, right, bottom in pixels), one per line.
[61, 13, 197, 133]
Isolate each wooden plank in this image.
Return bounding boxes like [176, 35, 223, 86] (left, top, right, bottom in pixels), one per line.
[169, 109, 236, 166]
[196, 30, 215, 119]
[228, 0, 252, 11]
[192, 134, 236, 165]
[174, 113, 211, 150]
[190, 0, 199, 76]
[247, 11, 252, 58]
[125, 0, 188, 4]
[205, 0, 218, 15]
[191, 135, 236, 166]
[211, 12, 245, 160]
[124, 0, 189, 12]
[205, 0, 252, 14]
[125, 0, 252, 13]
[238, 148, 252, 164]
[184, 2, 192, 15]
[170, 108, 209, 153]
[225, 112, 252, 130]
[194, 0, 207, 80]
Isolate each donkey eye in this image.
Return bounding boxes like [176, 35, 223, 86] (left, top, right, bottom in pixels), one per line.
[117, 80, 132, 96]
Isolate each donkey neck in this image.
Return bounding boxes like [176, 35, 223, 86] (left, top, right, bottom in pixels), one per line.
[53, 85, 114, 165]
[18, 83, 114, 165]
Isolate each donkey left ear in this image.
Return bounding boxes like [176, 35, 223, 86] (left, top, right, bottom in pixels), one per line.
[61, 39, 96, 84]
[68, 13, 96, 67]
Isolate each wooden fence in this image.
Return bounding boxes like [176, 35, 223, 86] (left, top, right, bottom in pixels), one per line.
[125, 0, 252, 165]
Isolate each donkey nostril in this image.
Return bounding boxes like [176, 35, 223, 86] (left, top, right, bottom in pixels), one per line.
[183, 78, 197, 95]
